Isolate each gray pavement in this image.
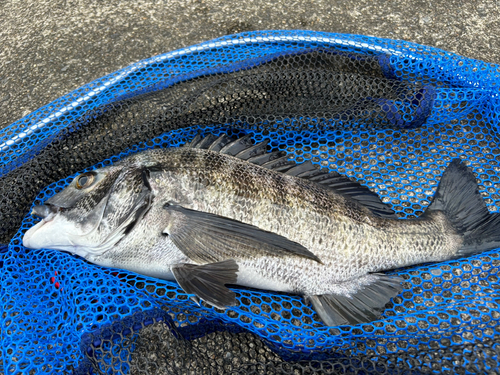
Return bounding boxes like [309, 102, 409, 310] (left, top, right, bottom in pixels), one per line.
[1, 0, 499, 130]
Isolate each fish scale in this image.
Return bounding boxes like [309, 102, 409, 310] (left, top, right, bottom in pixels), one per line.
[23, 136, 500, 326]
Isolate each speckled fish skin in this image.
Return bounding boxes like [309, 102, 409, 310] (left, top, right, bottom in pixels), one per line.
[24, 137, 500, 326]
[89, 147, 461, 295]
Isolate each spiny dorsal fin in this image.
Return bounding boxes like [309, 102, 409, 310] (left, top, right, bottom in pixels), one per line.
[184, 135, 397, 219]
[208, 135, 231, 152]
[184, 134, 231, 151]
[219, 135, 254, 156]
[195, 134, 220, 149]
[283, 160, 317, 177]
[186, 134, 203, 148]
[234, 139, 270, 160]
[261, 155, 297, 172]
[246, 150, 286, 166]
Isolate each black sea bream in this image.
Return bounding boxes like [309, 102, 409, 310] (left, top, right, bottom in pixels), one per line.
[23, 135, 500, 326]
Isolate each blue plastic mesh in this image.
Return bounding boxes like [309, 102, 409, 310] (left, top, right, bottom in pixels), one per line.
[1, 31, 500, 374]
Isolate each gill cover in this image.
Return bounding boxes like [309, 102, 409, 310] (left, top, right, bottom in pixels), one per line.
[94, 167, 153, 253]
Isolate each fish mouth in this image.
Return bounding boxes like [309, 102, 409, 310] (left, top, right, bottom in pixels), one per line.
[23, 218, 50, 249]
[23, 204, 74, 250]
[31, 204, 62, 222]
[23, 197, 111, 254]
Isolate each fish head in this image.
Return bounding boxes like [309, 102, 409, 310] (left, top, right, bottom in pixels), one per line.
[23, 163, 152, 259]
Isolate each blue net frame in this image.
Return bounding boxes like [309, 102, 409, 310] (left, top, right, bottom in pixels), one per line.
[1, 30, 500, 374]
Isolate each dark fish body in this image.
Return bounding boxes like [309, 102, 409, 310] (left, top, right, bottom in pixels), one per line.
[99, 147, 459, 287]
[23, 135, 500, 326]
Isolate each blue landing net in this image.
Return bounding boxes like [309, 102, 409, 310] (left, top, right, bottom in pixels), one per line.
[1, 31, 500, 374]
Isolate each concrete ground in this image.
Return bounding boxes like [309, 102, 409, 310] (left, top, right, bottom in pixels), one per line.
[1, 0, 499, 130]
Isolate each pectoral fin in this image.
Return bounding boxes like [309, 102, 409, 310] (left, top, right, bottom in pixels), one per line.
[171, 260, 238, 309]
[163, 204, 321, 264]
[308, 274, 403, 326]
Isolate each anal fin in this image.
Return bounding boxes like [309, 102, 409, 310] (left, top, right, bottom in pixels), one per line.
[308, 274, 403, 326]
[172, 260, 239, 309]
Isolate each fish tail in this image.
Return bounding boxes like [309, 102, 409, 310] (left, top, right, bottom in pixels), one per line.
[425, 159, 500, 256]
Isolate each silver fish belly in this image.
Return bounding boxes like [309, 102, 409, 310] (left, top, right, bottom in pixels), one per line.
[23, 135, 500, 326]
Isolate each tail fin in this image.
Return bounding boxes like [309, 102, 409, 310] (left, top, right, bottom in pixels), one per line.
[426, 159, 500, 256]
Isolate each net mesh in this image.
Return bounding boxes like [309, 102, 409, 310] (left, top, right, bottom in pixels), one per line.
[1, 30, 500, 374]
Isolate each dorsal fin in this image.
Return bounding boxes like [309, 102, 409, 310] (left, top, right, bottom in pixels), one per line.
[185, 134, 203, 148]
[208, 135, 231, 152]
[184, 135, 397, 219]
[247, 150, 286, 166]
[283, 160, 317, 177]
[281, 159, 397, 218]
[196, 134, 220, 149]
[235, 140, 270, 160]
[219, 135, 254, 156]
[184, 134, 232, 151]
[321, 175, 396, 218]
[261, 155, 297, 172]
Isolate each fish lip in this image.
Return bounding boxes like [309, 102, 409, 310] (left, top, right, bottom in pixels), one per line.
[22, 218, 47, 249]
[41, 212, 57, 223]
[29, 212, 57, 229]
[32, 204, 62, 221]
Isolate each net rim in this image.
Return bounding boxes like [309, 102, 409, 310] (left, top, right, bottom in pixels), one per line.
[0, 30, 495, 154]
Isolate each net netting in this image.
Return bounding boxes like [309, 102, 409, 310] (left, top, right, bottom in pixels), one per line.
[1, 31, 500, 374]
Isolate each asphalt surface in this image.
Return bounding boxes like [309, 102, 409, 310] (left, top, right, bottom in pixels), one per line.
[1, 0, 499, 130]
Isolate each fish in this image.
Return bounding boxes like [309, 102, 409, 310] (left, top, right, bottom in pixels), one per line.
[23, 134, 500, 326]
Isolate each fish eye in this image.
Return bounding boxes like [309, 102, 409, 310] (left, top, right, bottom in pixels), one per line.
[75, 173, 95, 190]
